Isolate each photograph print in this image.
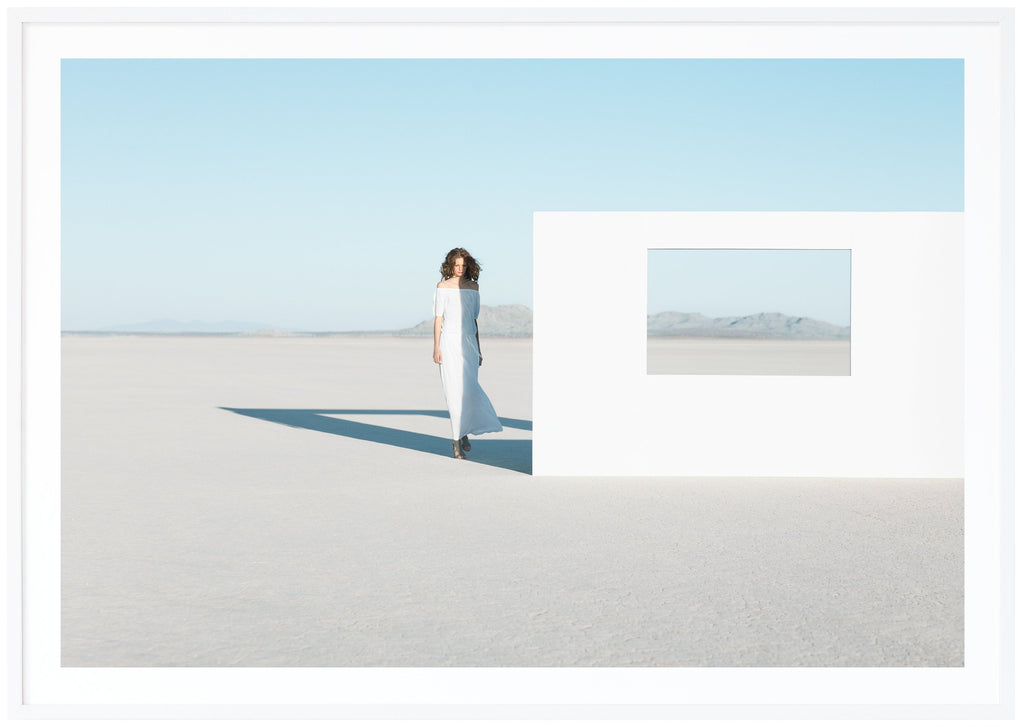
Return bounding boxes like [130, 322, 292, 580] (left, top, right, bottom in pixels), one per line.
[61, 58, 963, 667]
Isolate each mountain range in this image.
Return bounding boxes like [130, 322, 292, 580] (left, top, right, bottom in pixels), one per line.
[78, 305, 535, 337]
[648, 311, 850, 339]
[73, 308, 846, 340]
[96, 319, 280, 334]
[395, 304, 533, 337]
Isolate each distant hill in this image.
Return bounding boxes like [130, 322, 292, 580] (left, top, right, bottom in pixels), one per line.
[70, 305, 534, 337]
[70, 309, 840, 340]
[96, 319, 279, 334]
[648, 311, 850, 340]
[396, 304, 533, 337]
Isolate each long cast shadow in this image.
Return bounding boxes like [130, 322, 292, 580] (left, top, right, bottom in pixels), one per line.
[221, 408, 532, 474]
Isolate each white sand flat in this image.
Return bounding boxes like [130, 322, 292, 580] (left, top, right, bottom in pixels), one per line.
[647, 337, 852, 375]
[61, 335, 961, 667]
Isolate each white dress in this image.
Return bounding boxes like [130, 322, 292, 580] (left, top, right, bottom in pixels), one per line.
[434, 286, 503, 440]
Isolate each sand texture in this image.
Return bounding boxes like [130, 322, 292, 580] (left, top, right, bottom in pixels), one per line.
[647, 337, 851, 375]
[62, 336, 960, 667]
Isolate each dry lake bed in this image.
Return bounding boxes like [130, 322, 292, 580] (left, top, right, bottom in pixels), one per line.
[647, 337, 852, 375]
[62, 335, 961, 667]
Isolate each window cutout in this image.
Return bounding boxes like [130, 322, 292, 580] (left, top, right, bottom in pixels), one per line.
[647, 249, 851, 375]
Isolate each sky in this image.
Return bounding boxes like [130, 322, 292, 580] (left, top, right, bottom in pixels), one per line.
[61, 59, 962, 331]
[648, 249, 852, 326]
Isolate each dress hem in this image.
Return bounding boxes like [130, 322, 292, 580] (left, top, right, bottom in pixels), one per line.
[458, 425, 503, 438]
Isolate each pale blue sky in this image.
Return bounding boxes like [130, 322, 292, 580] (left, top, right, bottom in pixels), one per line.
[648, 249, 852, 326]
[61, 59, 962, 331]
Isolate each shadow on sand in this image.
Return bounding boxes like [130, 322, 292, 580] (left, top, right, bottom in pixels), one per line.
[221, 408, 532, 474]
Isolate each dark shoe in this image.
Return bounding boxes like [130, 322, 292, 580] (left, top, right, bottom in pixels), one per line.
[460, 435, 471, 452]
[452, 439, 466, 459]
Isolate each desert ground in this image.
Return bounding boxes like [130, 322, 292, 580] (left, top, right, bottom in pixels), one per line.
[62, 335, 961, 667]
[647, 337, 852, 375]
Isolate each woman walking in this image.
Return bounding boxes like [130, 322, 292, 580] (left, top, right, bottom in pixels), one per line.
[433, 248, 502, 458]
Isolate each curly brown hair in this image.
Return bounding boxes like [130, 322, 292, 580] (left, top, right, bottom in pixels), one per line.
[439, 247, 481, 281]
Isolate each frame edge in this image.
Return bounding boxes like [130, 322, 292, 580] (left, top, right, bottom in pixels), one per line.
[6, 5, 25, 718]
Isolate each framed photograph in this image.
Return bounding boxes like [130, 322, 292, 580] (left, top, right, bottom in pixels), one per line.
[8, 5, 1013, 720]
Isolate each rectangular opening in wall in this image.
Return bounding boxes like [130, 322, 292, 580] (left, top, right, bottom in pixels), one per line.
[647, 248, 852, 375]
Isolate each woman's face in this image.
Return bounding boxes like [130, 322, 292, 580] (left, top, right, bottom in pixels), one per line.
[452, 257, 466, 278]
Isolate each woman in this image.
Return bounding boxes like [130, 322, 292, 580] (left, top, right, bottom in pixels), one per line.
[433, 248, 503, 459]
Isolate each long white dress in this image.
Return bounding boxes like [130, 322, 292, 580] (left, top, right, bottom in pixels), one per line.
[434, 286, 503, 440]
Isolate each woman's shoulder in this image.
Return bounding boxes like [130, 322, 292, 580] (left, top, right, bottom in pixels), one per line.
[436, 279, 479, 291]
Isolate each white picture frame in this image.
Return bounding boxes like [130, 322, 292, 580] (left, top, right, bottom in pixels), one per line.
[6, 5, 1014, 720]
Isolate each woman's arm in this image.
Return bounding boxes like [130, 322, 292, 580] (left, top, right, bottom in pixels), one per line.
[475, 321, 483, 366]
[433, 316, 443, 364]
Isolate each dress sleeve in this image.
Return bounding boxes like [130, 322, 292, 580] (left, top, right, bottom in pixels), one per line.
[433, 288, 444, 317]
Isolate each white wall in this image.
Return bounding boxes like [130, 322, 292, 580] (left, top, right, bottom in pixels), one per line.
[534, 212, 964, 477]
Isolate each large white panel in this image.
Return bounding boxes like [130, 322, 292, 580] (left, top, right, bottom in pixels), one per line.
[534, 212, 963, 477]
